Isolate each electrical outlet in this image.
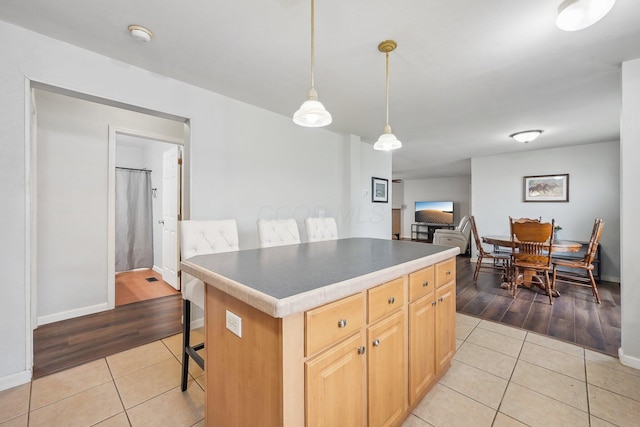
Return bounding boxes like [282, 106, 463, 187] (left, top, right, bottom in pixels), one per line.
[225, 310, 242, 338]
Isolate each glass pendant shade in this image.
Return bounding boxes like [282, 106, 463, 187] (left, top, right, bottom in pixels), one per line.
[293, 88, 332, 127]
[556, 0, 616, 31]
[374, 124, 402, 151]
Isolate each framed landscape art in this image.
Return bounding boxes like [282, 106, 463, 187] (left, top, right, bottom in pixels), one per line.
[523, 174, 569, 202]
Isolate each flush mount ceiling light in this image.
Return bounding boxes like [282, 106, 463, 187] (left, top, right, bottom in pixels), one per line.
[128, 25, 153, 42]
[293, 0, 332, 128]
[556, 0, 616, 31]
[373, 40, 402, 151]
[510, 130, 543, 143]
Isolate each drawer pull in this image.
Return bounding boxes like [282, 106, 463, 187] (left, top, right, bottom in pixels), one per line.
[388, 296, 395, 304]
[357, 346, 366, 355]
[337, 319, 347, 328]
[432, 301, 437, 306]
[439, 297, 444, 302]
[446, 270, 452, 275]
[372, 339, 381, 347]
[422, 281, 429, 287]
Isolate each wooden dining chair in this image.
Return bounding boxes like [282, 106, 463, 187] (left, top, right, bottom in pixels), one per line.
[469, 216, 511, 284]
[509, 217, 555, 304]
[552, 219, 605, 303]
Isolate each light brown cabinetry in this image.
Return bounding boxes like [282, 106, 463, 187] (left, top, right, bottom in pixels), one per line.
[435, 260, 456, 373]
[367, 278, 406, 427]
[408, 265, 436, 406]
[305, 332, 366, 427]
[408, 259, 456, 407]
[203, 255, 456, 427]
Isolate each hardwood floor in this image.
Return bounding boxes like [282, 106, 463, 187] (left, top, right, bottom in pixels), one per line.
[456, 255, 621, 356]
[116, 268, 179, 306]
[33, 294, 182, 378]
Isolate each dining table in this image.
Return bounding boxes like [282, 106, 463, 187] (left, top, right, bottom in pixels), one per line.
[481, 235, 582, 297]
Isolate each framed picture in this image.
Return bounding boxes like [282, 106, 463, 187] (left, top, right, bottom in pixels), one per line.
[372, 177, 388, 203]
[523, 174, 569, 202]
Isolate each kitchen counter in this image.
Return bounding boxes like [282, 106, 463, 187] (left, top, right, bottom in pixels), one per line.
[181, 237, 459, 318]
[181, 237, 459, 427]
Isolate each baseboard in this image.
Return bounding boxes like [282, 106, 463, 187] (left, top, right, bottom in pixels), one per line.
[618, 347, 640, 370]
[601, 274, 620, 283]
[0, 369, 32, 392]
[191, 317, 204, 330]
[37, 302, 109, 326]
[152, 265, 163, 275]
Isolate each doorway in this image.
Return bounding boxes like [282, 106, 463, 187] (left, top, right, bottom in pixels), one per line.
[32, 86, 188, 327]
[112, 132, 184, 306]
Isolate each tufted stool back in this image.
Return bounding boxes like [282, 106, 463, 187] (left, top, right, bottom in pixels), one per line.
[257, 218, 301, 248]
[179, 219, 239, 304]
[305, 217, 338, 242]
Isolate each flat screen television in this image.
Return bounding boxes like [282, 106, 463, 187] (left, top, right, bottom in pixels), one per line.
[415, 201, 454, 225]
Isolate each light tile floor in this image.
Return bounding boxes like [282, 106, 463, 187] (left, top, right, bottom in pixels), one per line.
[2, 317, 639, 426]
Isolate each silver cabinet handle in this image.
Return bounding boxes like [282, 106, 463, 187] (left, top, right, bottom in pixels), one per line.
[422, 281, 429, 287]
[158, 220, 165, 225]
[337, 319, 347, 328]
[357, 346, 366, 355]
[388, 296, 395, 304]
[373, 339, 381, 347]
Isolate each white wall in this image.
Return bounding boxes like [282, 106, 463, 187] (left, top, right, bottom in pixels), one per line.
[471, 141, 620, 281]
[401, 176, 472, 239]
[0, 21, 390, 389]
[620, 58, 640, 368]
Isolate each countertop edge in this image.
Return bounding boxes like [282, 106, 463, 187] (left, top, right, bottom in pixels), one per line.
[182, 245, 460, 318]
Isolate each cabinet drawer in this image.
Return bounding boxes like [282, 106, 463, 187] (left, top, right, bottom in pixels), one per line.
[367, 278, 404, 324]
[435, 258, 456, 288]
[305, 293, 365, 356]
[408, 266, 435, 302]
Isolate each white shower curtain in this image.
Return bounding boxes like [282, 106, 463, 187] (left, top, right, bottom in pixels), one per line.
[115, 168, 153, 272]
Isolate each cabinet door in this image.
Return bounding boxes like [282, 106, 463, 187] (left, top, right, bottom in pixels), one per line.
[408, 294, 435, 405]
[306, 332, 366, 427]
[367, 310, 406, 427]
[435, 281, 456, 373]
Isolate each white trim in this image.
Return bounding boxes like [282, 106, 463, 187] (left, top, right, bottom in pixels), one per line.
[618, 347, 640, 371]
[37, 303, 109, 326]
[0, 370, 32, 392]
[191, 318, 204, 330]
[25, 78, 34, 378]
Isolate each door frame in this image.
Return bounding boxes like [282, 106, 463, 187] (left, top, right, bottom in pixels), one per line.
[108, 126, 184, 309]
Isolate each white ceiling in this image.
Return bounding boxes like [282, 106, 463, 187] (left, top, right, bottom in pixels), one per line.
[2, 0, 639, 179]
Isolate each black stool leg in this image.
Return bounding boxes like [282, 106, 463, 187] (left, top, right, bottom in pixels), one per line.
[181, 299, 191, 391]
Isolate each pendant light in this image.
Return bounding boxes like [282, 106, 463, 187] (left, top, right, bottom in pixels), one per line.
[373, 40, 402, 151]
[293, 0, 332, 127]
[556, 0, 616, 31]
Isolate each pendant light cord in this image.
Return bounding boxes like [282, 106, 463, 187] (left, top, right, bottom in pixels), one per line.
[385, 50, 390, 127]
[310, 0, 315, 90]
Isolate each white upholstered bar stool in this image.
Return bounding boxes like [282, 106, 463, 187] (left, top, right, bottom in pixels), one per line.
[305, 217, 338, 242]
[179, 219, 239, 391]
[257, 218, 301, 248]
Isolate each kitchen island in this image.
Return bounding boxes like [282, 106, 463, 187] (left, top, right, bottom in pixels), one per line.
[181, 238, 459, 427]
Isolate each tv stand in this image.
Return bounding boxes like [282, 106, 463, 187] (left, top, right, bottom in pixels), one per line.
[411, 223, 455, 243]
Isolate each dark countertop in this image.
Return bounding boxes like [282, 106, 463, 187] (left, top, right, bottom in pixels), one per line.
[181, 237, 459, 318]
